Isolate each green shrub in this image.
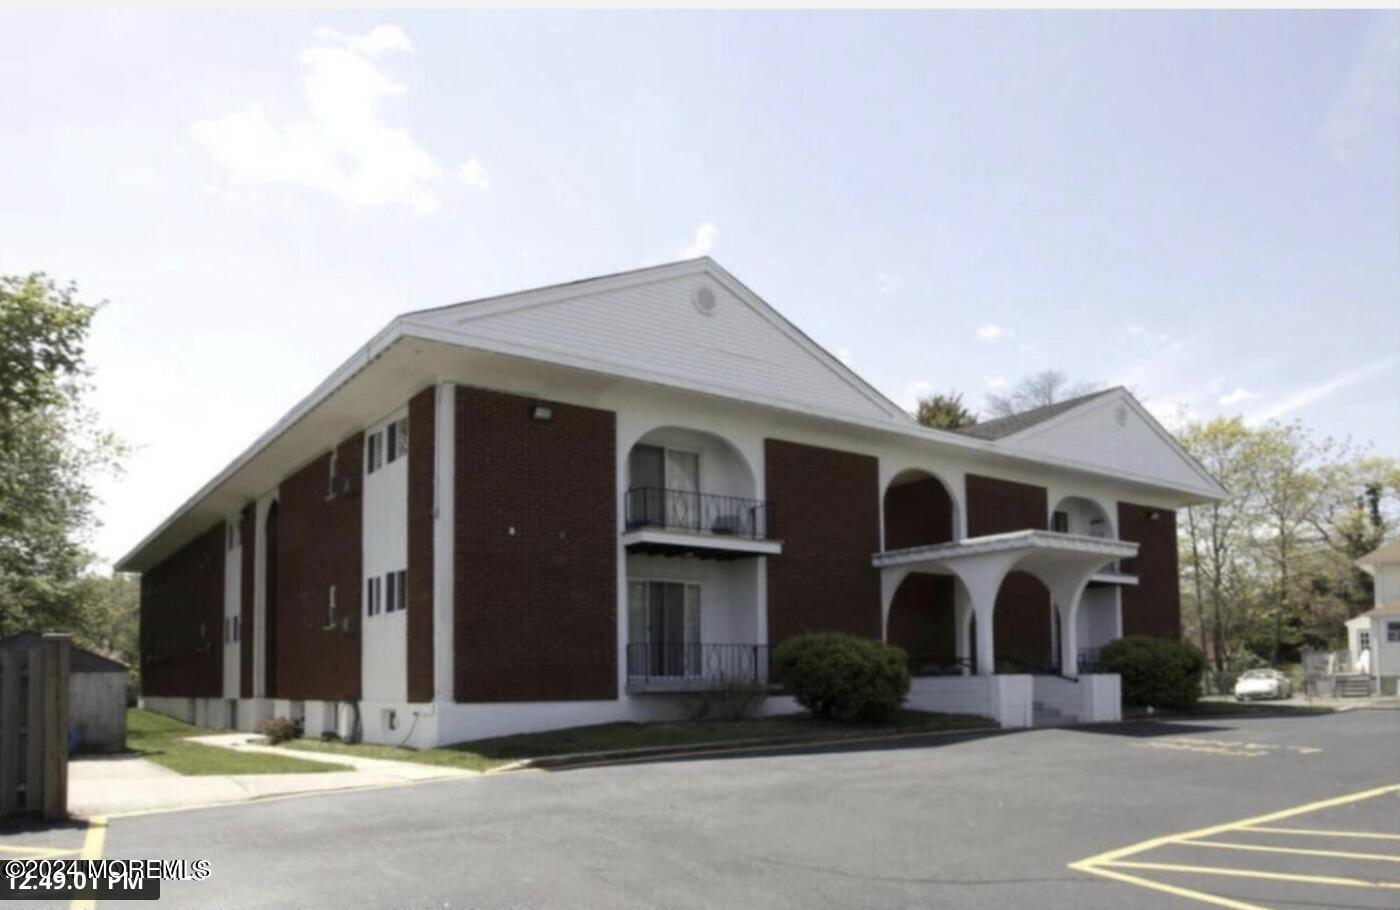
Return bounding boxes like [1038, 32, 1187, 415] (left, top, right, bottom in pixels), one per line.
[1100, 635, 1207, 709]
[261, 716, 302, 745]
[688, 677, 770, 722]
[772, 632, 910, 722]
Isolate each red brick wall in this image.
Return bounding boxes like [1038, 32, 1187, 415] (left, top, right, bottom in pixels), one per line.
[966, 474, 1048, 537]
[765, 439, 882, 644]
[885, 573, 956, 668]
[454, 387, 617, 702]
[272, 435, 363, 701]
[239, 503, 256, 698]
[994, 571, 1052, 669]
[406, 387, 436, 703]
[1119, 502, 1181, 638]
[883, 476, 955, 550]
[140, 524, 224, 698]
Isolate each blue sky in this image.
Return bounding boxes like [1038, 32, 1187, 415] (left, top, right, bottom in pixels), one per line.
[1, 11, 1396, 567]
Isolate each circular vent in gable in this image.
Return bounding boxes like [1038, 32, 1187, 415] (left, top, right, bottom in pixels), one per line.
[693, 285, 718, 316]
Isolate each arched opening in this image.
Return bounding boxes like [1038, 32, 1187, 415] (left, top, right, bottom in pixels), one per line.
[883, 469, 957, 551]
[992, 571, 1054, 673]
[1050, 495, 1112, 539]
[886, 572, 958, 673]
[625, 426, 759, 535]
[263, 501, 279, 698]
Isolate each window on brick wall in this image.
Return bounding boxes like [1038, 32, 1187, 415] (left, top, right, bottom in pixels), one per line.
[367, 433, 382, 474]
[386, 417, 409, 465]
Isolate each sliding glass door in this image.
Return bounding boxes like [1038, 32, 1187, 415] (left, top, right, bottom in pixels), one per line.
[628, 580, 701, 677]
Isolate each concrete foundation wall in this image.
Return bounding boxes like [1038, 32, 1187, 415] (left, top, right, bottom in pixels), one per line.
[905, 674, 1033, 728]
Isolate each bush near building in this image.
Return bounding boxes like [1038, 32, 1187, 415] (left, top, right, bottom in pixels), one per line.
[1100, 635, 1207, 709]
[773, 632, 911, 722]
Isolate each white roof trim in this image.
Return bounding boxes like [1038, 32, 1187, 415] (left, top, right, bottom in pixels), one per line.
[872, 530, 1139, 568]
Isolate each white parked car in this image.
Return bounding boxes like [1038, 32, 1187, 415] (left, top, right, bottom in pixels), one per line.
[1233, 668, 1292, 701]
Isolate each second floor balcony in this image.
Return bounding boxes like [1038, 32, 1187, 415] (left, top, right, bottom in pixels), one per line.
[623, 487, 781, 559]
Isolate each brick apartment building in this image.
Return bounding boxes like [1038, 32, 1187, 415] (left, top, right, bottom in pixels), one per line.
[118, 259, 1224, 746]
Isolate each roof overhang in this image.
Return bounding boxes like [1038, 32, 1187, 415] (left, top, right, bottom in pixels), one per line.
[873, 530, 1139, 574]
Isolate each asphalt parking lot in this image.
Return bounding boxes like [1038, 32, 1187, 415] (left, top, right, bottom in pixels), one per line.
[3, 707, 1397, 910]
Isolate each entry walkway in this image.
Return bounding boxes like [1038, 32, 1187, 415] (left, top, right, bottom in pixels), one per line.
[69, 734, 477, 818]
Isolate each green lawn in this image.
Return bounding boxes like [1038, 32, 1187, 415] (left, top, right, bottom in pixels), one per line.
[126, 708, 348, 776]
[285, 709, 994, 772]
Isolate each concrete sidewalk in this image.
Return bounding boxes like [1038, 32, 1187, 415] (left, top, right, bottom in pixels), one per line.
[69, 735, 478, 818]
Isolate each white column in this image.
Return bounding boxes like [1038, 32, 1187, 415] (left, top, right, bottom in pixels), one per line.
[879, 567, 910, 642]
[432, 382, 456, 703]
[954, 584, 972, 674]
[1040, 569, 1092, 678]
[953, 554, 1018, 677]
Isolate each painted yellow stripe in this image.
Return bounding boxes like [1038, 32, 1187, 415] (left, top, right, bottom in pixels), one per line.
[1102, 859, 1400, 889]
[1244, 825, 1400, 841]
[0, 845, 79, 857]
[1181, 839, 1400, 863]
[1076, 783, 1400, 867]
[1070, 862, 1272, 910]
[70, 816, 107, 910]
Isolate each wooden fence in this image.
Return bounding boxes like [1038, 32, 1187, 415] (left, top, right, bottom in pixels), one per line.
[0, 634, 70, 819]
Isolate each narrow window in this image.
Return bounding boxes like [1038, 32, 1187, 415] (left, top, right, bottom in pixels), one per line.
[367, 433, 381, 474]
[1388, 623, 1400, 643]
[1051, 511, 1069, 533]
[234, 615, 240, 642]
[385, 573, 396, 613]
[386, 422, 398, 464]
[327, 585, 338, 628]
[395, 570, 407, 612]
[396, 417, 409, 458]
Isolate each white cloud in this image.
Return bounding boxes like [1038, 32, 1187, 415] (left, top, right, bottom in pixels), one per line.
[874, 272, 903, 294]
[1217, 387, 1260, 407]
[1321, 14, 1400, 164]
[985, 375, 1008, 389]
[680, 222, 717, 258]
[1247, 354, 1399, 424]
[191, 25, 451, 214]
[457, 157, 490, 192]
[976, 324, 1005, 341]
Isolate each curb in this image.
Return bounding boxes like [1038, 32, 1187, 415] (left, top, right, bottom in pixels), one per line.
[484, 722, 1003, 773]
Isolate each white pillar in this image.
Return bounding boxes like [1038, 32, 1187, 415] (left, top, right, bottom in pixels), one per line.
[880, 567, 910, 642]
[954, 585, 972, 674]
[952, 554, 1018, 677]
[432, 382, 456, 703]
[1041, 571, 1092, 678]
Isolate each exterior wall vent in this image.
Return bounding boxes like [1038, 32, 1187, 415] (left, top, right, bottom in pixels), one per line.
[693, 285, 718, 316]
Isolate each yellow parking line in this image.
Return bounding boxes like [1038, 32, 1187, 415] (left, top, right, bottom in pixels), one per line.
[70, 816, 107, 910]
[1181, 839, 1400, 863]
[1102, 859, 1400, 889]
[1244, 826, 1400, 841]
[1074, 861, 1273, 910]
[0, 845, 79, 857]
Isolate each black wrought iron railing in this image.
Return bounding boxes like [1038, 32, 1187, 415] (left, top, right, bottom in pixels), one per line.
[625, 487, 773, 539]
[625, 642, 770, 685]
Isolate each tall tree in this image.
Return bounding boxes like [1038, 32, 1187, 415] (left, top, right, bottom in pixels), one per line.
[985, 369, 1100, 418]
[914, 391, 978, 430]
[0, 273, 125, 651]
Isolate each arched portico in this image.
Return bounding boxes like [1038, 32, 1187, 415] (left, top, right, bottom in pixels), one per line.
[876, 530, 1136, 678]
[882, 467, 962, 549]
[1050, 495, 1114, 538]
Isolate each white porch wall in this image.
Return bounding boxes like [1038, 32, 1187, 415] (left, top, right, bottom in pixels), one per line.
[222, 526, 241, 699]
[1077, 586, 1120, 651]
[361, 406, 409, 704]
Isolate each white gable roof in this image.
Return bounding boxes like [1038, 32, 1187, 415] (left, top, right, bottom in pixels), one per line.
[401, 258, 911, 424]
[996, 388, 1227, 499]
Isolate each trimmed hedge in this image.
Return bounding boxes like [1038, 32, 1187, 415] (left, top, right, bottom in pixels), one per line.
[772, 632, 910, 722]
[1099, 635, 1206, 709]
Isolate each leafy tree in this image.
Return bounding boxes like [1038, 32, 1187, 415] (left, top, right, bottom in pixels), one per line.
[0, 273, 125, 656]
[914, 391, 978, 430]
[985, 369, 1100, 418]
[0, 274, 95, 453]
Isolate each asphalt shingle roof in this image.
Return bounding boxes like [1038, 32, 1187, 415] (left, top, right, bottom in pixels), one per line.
[955, 388, 1119, 441]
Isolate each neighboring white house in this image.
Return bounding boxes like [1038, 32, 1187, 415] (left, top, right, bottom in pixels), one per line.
[1346, 538, 1400, 696]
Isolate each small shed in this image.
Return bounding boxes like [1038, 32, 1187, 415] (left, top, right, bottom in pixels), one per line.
[0, 633, 129, 753]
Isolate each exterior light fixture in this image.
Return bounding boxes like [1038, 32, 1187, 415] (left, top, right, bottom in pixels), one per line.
[531, 405, 553, 421]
